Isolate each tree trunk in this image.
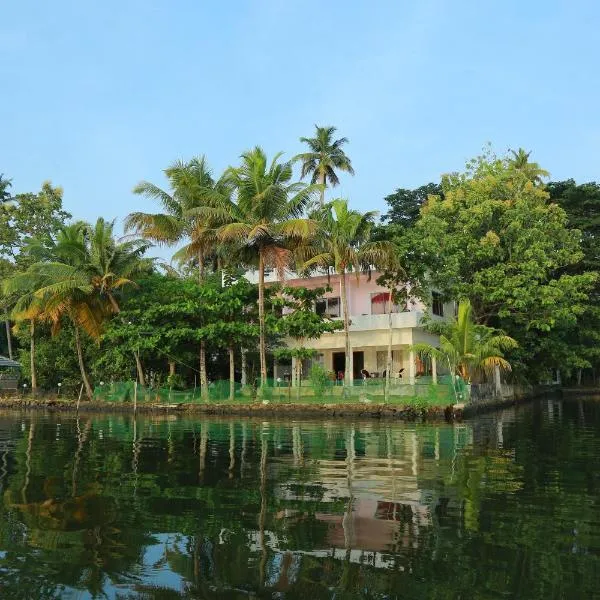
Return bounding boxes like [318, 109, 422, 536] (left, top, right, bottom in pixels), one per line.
[200, 341, 208, 400]
[198, 252, 209, 400]
[258, 247, 267, 388]
[107, 293, 120, 314]
[340, 270, 352, 385]
[241, 348, 247, 386]
[385, 290, 393, 402]
[73, 324, 93, 400]
[169, 360, 176, 377]
[229, 346, 235, 401]
[30, 321, 37, 395]
[5, 317, 13, 360]
[296, 357, 301, 401]
[135, 351, 146, 385]
[319, 169, 326, 205]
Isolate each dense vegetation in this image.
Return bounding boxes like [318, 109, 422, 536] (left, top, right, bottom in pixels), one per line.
[0, 131, 598, 398]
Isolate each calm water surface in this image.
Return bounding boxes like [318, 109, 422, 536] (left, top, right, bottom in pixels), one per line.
[0, 398, 598, 599]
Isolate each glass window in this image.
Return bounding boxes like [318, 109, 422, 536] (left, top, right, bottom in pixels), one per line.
[316, 297, 340, 317]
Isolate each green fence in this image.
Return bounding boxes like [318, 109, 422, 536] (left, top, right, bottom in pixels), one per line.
[94, 377, 460, 407]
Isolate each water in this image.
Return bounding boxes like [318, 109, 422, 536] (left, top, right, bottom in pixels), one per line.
[0, 398, 598, 599]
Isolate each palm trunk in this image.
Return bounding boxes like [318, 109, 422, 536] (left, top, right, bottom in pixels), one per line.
[200, 342, 208, 400]
[30, 321, 37, 395]
[340, 270, 352, 386]
[229, 346, 235, 401]
[135, 351, 145, 385]
[73, 324, 93, 400]
[241, 348, 247, 386]
[319, 170, 326, 206]
[385, 291, 393, 402]
[258, 247, 267, 388]
[5, 317, 13, 360]
[198, 252, 209, 400]
[169, 360, 176, 377]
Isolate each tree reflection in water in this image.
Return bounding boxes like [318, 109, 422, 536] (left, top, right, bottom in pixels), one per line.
[0, 400, 598, 599]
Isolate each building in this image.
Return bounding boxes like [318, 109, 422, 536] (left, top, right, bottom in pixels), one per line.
[245, 269, 453, 384]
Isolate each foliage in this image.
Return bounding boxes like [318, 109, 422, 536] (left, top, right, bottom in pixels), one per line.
[408, 149, 596, 376]
[294, 125, 354, 204]
[413, 298, 518, 383]
[308, 363, 331, 395]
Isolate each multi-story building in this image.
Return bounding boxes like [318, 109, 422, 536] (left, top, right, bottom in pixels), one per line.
[245, 269, 453, 384]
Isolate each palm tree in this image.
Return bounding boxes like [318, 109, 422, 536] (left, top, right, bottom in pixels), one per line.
[86, 218, 152, 384]
[0, 174, 12, 203]
[301, 199, 382, 386]
[412, 297, 518, 385]
[509, 148, 549, 184]
[295, 125, 354, 205]
[201, 147, 321, 387]
[6, 223, 109, 399]
[126, 156, 225, 398]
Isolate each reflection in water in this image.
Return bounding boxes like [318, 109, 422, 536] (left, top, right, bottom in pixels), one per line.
[0, 399, 598, 598]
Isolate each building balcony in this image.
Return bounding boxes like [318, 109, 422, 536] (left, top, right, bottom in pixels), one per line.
[348, 311, 423, 331]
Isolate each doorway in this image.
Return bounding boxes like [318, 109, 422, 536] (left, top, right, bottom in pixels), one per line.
[333, 352, 345, 379]
[353, 351, 364, 379]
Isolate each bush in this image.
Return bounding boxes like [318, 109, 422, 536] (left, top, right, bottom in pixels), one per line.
[309, 364, 331, 396]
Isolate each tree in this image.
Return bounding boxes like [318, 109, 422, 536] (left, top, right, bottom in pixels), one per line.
[206, 146, 321, 388]
[412, 298, 518, 383]
[546, 180, 600, 383]
[127, 156, 227, 398]
[412, 150, 596, 378]
[301, 199, 383, 385]
[273, 285, 342, 399]
[508, 148, 549, 184]
[0, 174, 12, 203]
[295, 125, 354, 205]
[380, 183, 441, 229]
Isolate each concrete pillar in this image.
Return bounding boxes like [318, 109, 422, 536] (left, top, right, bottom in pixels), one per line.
[291, 357, 297, 387]
[432, 356, 437, 384]
[409, 350, 416, 385]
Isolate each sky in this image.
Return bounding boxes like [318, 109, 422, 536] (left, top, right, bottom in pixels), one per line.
[1, 0, 599, 260]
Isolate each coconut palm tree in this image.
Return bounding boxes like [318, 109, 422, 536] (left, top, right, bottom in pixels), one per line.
[126, 156, 226, 398]
[411, 297, 518, 385]
[295, 125, 354, 205]
[301, 199, 385, 385]
[199, 147, 322, 387]
[6, 223, 109, 399]
[509, 148, 549, 184]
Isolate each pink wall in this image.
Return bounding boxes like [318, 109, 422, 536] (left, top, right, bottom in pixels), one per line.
[282, 272, 426, 317]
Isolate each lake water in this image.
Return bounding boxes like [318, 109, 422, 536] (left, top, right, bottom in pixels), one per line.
[0, 398, 598, 599]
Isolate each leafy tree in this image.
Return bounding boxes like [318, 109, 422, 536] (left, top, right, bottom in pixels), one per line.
[301, 199, 385, 385]
[127, 156, 230, 398]
[380, 182, 441, 229]
[273, 285, 342, 398]
[412, 298, 518, 383]
[0, 174, 12, 203]
[207, 146, 321, 388]
[295, 125, 354, 205]
[412, 150, 596, 378]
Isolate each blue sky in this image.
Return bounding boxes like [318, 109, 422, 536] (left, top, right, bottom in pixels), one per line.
[1, 0, 598, 259]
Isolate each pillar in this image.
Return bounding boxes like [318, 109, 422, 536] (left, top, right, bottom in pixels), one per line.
[409, 350, 416, 385]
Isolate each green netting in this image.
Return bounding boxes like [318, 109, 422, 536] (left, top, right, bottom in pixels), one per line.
[94, 378, 458, 406]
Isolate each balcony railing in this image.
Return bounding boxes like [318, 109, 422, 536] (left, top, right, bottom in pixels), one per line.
[348, 312, 423, 331]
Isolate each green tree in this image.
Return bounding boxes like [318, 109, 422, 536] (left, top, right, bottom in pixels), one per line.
[273, 285, 342, 398]
[380, 182, 441, 229]
[207, 146, 321, 388]
[508, 147, 549, 184]
[301, 199, 384, 385]
[0, 174, 12, 203]
[127, 156, 228, 398]
[295, 125, 354, 205]
[412, 150, 596, 378]
[412, 298, 518, 384]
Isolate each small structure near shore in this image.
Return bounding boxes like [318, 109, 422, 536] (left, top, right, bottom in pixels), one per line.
[0, 356, 21, 392]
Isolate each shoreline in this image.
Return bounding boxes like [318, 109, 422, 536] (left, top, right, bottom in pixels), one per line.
[0, 397, 458, 421]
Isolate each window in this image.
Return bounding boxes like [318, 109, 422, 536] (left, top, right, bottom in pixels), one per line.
[371, 292, 402, 315]
[316, 297, 341, 317]
[432, 292, 444, 317]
